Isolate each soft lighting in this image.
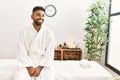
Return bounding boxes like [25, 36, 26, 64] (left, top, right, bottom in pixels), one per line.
[68, 41, 77, 48]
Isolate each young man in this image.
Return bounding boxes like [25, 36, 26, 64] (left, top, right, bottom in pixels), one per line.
[14, 6, 55, 80]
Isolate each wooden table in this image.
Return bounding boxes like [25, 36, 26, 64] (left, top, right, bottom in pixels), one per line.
[54, 48, 82, 60]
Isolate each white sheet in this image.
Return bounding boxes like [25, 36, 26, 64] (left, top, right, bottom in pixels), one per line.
[53, 60, 113, 80]
[0, 59, 18, 80]
[0, 59, 113, 80]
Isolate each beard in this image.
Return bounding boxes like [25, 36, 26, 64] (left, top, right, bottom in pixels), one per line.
[34, 19, 44, 26]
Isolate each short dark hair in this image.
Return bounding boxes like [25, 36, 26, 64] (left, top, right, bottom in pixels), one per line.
[32, 6, 45, 14]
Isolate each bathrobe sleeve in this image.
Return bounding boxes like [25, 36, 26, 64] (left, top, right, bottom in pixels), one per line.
[39, 31, 55, 68]
[17, 30, 33, 68]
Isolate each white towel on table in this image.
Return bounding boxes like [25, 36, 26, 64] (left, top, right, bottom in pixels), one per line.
[79, 59, 92, 68]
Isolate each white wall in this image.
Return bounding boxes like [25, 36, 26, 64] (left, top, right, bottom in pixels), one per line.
[0, 0, 96, 59]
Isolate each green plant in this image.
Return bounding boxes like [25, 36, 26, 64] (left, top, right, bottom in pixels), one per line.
[84, 0, 109, 61]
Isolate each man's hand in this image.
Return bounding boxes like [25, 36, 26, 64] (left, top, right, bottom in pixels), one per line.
[33, 66, 43, 77]
[26, 67, 35, 77]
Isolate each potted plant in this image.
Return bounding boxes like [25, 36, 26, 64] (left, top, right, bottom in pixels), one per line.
[84, 0, 109, 61]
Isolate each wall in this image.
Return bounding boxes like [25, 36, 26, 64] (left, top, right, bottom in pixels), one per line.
[0, 0, 96, 59]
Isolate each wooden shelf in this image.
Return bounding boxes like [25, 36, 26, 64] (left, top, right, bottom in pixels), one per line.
[54, 48, 82, 60]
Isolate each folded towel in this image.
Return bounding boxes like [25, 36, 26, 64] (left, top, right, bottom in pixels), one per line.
[79, 59, 92, 68]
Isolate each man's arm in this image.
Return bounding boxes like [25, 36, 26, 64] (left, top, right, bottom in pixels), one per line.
[39, 31, 55, 67]
[17, 30, 33, 67]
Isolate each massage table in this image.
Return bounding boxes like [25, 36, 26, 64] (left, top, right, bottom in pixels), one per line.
[0, 59, 113, 80]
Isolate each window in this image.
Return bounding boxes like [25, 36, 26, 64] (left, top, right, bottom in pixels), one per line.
[105, 0, 120, 75]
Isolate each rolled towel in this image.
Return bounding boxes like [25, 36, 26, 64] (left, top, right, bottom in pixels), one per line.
[79, 59, 92, 68]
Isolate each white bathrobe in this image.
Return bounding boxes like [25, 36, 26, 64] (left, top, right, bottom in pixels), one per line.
[14, 25, 55, 80]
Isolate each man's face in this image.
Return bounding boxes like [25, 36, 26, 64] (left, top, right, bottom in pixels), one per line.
[31, 10, 45, 26]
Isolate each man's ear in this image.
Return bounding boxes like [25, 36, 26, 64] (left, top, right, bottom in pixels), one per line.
[31, 15, 33, 20]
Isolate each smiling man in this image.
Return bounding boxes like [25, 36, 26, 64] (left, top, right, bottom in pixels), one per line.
[14, 6, 55, 80]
